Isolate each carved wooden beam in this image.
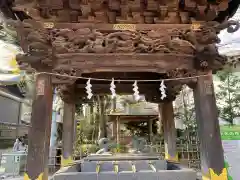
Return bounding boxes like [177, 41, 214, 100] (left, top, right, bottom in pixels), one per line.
[21, 19, 193, 31]
[11, 19, 239, 82]
[52, 77, 76, 85]
[13, 20, 228, 74]
[20, 18, 239, 32]
[52, 73, 78, 85]
[54, 53, 194, 74]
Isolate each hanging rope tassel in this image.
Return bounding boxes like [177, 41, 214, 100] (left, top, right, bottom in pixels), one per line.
[160, 80, 167, 100]
[86, 78, 93, 99]
[110, 78, 116, 99]
[133, 80, 140, 101]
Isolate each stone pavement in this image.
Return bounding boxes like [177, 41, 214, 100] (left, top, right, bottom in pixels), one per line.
[1, 176, 52, 180]
[0, 175, 52, 180]
[1, 174, 202, 180]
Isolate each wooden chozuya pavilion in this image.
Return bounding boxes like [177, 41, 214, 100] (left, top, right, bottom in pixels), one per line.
[108, 101, 159, 145]
[1, 0, 240, 179]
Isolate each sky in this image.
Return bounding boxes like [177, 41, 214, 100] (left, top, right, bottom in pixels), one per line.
[218, 8, 240, 55]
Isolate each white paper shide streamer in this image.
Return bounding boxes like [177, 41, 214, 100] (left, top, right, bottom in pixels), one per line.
[86, 79, 93, 99]
[110, 78, 116, 99]
[133, 80, 140, 101]
[160, 80, 167, 100]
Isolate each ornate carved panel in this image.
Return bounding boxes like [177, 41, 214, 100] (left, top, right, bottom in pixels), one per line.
[47, 28, 195, 55]
[12, 19, 238, 77]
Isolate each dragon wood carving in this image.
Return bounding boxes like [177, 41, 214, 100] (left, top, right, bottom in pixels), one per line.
[48, 28, 195, 54]
[13, 20, 239, 73]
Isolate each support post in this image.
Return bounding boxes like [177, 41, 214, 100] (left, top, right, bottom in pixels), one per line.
[112, 120, 117, 139]
[24, 74, 53, 180]
[193, 73, 225, 179]
[148, 119, 153, 142]
[159, 102, 178, 162]
[116, 116, 120, 145]
[111, 97, 117, 141]
[61, 102, 76, 167]
[98, 96, 107, 139]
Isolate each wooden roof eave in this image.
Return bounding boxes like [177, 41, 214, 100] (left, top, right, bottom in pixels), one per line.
[108, 115, 158, 122]
[4, 0, 240, 23]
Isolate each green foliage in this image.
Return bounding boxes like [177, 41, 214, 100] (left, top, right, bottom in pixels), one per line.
[224, 161, 233, 180]
[125, 120, 158, 137]
[74, 95, 112, 154]
[74, 116, 99, 156]
[174, 86, 198, 142]
[75, 103, 83, 116]
[56, 123, 63, 142]
[75, 117, 97, 144]
[174, 86, 196, 129]
[0, 20, 19, 45]
[216, 70, 240, 123]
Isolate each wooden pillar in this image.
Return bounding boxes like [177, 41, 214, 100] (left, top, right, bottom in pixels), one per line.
[111, 97, 117, 141]
[159, 102, 178, 162]
[116, 116, 120, 145]
[61, 102, 76, 167]
[148, 119, 153, 142]
[24, 74, 53, 180]
[98, 96, 107, 139]
[112, 120, 117, 139]
[193, 73, 225, 179]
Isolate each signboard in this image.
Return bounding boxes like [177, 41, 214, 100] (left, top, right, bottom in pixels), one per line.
[113, 24, 136, 31]
[36, 79, 45, 96]
[220, 125, 240, 180]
